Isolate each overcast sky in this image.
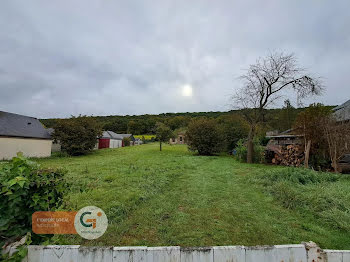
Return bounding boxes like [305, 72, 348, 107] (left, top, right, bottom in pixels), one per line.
[0, 1, 349, 118]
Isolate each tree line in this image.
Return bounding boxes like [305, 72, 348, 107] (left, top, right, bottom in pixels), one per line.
[41, 105, 318, 136]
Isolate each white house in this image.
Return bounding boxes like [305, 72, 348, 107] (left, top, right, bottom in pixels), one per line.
[0, 111, 52, 160]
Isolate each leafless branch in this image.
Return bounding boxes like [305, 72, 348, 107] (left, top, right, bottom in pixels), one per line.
[233, 51, 323, 125]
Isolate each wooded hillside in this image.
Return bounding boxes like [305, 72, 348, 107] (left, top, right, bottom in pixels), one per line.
[40, 105, 335, 135]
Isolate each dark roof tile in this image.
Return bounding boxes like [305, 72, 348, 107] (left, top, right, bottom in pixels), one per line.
[0, 111, 51, 139]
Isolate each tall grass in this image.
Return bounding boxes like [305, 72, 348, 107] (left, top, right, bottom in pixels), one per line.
[254, 168, 350, 231]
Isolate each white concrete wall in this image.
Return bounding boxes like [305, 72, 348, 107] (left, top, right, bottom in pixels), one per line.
[323, 249, 350, 262]
[24, 243, 339, 262]
[0, 137, 52, 160]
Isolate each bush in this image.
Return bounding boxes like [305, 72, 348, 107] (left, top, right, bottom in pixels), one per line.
[216, 114, 249, 151]
[53, 116, 102, 156]
[234, 138, 264, 163]
[122, 137, 131, 146]
[186, 118, 225, 155]
[0, 153, 68, 243]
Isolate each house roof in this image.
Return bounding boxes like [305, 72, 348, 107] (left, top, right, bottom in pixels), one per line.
[333, 99, 350, 122]
[0, 111, 51, 139]
[118, 134, 135, 141]
[118, 134, 133, 138]
[100, 131, 135, 140]
[101, 131, 123, 140]
[266, 128, 302, 138]
[46, 128, 54, 135]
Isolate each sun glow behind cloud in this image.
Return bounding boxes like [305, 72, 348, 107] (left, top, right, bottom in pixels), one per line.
[181, 84, 193, 97]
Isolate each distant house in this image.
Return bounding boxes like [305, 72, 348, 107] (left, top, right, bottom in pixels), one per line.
[96, 131, 136, 149]
[0, 111, 52, 160]
[134, 138, 143, 145]
[46, 128, 61, 152]
[333, 99, 350, 122]
[169, 132, 186, 145]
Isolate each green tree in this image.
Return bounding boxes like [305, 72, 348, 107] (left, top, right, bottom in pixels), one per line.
[166, 116, 190, 130]
[103, 118, 128, 133]
[127, 120, 139, 134]
[216, 114, 250, 151]
[186, 118, 225, 155]
[155, 122, 173, 151]
[53, 116, 102, 156]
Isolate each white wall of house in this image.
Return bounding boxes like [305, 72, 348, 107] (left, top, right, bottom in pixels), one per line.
[0, 137, 52, 160]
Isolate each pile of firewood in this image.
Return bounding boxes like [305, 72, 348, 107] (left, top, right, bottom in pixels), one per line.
[271, 145, 305, 167]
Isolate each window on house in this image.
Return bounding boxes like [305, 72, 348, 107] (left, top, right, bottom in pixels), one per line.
[179, 136, 183, 141]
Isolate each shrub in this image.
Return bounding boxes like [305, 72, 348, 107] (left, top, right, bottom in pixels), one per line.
[53, 115, 102, 156]
[186, 118, 225, 155]
[234, 138, 264, 163]
[216, 114, 249, 151]
[122, 137, 131, 146]
[0, 153, 68, 243]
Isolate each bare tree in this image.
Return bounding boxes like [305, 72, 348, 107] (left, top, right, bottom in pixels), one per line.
[323, 118, 350, 172]
[233, 52, 323, 163]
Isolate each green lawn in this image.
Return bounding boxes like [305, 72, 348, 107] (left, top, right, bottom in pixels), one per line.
[35, 143, 350, 249]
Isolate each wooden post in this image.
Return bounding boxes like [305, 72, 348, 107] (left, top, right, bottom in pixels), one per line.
[304, 140, 311, 168]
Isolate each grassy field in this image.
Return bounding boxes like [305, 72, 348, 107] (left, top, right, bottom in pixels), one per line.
[35, 144, 350, 249]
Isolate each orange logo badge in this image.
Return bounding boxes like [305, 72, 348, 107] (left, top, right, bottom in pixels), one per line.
[32, 211, 77, 234]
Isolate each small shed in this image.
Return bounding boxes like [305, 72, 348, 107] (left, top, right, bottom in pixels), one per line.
[0, 111, 52, 160]
[97, 131, 123, 149]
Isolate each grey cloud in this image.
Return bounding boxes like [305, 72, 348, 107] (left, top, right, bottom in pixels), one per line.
[0, 0, 349, 118]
